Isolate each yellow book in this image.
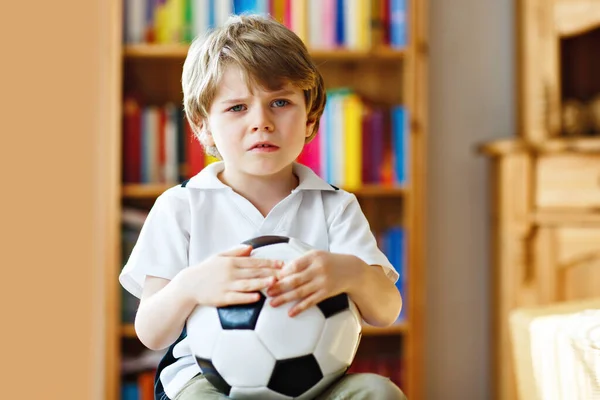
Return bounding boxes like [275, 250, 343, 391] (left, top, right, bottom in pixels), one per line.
[343, 94, 363, 190]
[271, 0, 286, 24]
[370, 0, 384, 49]
[169, 0, 184, 43]
[358, 0, 371, 50]
[291, 0, 307, 44]
[154, 2, 168, 43]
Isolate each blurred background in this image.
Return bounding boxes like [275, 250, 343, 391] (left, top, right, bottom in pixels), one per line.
[3, 0, 599, 399]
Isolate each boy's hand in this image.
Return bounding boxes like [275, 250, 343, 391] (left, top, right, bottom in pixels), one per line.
[178, 245, 283, 307]
[266, 251, 359, 317]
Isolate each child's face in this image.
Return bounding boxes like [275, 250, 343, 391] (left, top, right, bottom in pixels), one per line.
[205, 64, 313, 178]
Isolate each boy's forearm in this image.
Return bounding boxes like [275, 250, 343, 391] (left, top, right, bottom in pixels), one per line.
[135, 271, 197, 350]
[347, 256, 403, 327]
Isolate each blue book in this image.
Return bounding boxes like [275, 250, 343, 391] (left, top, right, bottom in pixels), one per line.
[391, 106, 408, 185]
[383, 227, 407, 321]
[390, 0, 407, 48]
[208, 0, 215, 28]
[335, 0, 345, 46]
[323, 91, 334, 183]
[121, 382, 139, 400]
[233, 0, 258, 15]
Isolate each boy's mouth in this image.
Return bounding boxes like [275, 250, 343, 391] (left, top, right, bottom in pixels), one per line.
[250, 142, 279, 152]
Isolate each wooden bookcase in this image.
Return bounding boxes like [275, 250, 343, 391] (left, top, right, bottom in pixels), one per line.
[109, 1, 428, 399]
[481, 1, 600, 399]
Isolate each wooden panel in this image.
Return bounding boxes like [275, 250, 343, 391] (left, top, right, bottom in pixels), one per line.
[554, 227, 600, 300]
[554, 0, 600, 37]
[536, 154, 600, 209]
[518, 0, 562, 142]
[491, 152, 533, 400]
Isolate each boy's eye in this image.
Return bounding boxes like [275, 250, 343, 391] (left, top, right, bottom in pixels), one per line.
[272, 99, 289, 108]
[228, 104, 246, 112]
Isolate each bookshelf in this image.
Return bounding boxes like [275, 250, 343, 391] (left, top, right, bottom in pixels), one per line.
[112, 1, 428, 399]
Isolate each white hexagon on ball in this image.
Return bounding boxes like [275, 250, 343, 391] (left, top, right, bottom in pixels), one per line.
[313, 308, 362, 376]
[186, 306, 223, 359]
[212, 330, 276, 387]
[255, 299, 325, 360]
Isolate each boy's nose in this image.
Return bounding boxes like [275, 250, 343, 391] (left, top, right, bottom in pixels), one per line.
[251, 124, 274, 133]
[250, 107, 275, 133]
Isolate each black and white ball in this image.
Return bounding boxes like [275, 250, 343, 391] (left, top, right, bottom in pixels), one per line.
[187, 236, 363, 399]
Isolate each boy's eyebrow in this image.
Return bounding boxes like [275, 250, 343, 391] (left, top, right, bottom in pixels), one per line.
[219, 90, 298, 104]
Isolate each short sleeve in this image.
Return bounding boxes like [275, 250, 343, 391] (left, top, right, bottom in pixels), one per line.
[328, 194, 399, 283]
[119, 190, 190, 299]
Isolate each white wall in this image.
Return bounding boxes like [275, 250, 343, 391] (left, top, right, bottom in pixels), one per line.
[426, 1, 516, 398]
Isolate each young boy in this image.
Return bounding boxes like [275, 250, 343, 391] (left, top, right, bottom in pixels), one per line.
[120, 14, 406, 400]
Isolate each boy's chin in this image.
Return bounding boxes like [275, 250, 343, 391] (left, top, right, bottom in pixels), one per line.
[241, 161, 295, 177]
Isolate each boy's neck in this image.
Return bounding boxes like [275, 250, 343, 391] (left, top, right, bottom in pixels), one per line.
[218, 164, 299, 217]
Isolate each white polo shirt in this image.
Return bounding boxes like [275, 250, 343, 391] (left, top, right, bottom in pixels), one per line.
[119, 161, 399, 399]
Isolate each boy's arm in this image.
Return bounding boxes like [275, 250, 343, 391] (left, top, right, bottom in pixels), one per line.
[135, 273, 196, 351]
[344, 255, 403, 327]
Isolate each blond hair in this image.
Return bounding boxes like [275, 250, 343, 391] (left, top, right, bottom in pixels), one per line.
[182, 14, 326, 158]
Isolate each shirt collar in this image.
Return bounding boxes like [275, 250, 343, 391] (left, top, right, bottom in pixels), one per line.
[185, 161, 336, 192]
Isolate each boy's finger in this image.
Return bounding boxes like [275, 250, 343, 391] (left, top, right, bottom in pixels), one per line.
[223, 291, 262, 305]
[218, 244, 252, 257]
[235, 267, 279, 279]
[235, 258, 284, 269]
[278, 257, 309, 278]
[269, 282, 316, 307]
[230, 276, 276, 292]
[267, 272, 310, 296]
[288, 291, 323, 317]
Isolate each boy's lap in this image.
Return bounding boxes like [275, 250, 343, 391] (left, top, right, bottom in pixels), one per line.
[175, 372, 406, 400]
[315, 373, 407, 400]
[174, 374, 229, 400]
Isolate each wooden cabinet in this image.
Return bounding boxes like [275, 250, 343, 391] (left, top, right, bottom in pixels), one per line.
[482, 144, 600, 400]
[482, 1, 600, 398]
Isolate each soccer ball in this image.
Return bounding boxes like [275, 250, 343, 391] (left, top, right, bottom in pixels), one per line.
[186, 235, 363, 399]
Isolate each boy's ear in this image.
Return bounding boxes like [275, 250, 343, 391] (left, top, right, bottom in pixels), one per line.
[305, 119, 316, 137]
[199, 121, 215, 146]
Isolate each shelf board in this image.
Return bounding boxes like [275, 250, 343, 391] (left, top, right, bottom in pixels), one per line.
[121, 321, 408, 339]
[123, 44, 406, 61]
[122, 183, 407, 199]
[479, 137, 600, 156]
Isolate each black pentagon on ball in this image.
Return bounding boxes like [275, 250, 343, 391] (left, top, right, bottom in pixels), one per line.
[241, 235, 290, 249]
[317, 293, 350, 318]
[268, 354, 324, 397]
[195, 357, 231, 396]
[217, 292, 266, 330]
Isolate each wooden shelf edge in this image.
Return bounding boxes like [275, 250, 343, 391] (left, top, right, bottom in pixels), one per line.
[478, 137, 600, 157]
[121, 321, 408, 339]
[122, 183, 407, 199]
[123, 44, 406, 60]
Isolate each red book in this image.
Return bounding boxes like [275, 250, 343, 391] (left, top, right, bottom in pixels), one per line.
[158, 107, 167, 183]
[186, 120, 204, 178]
[137, 370, 155, 400]
[122, 97, 141, 183]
